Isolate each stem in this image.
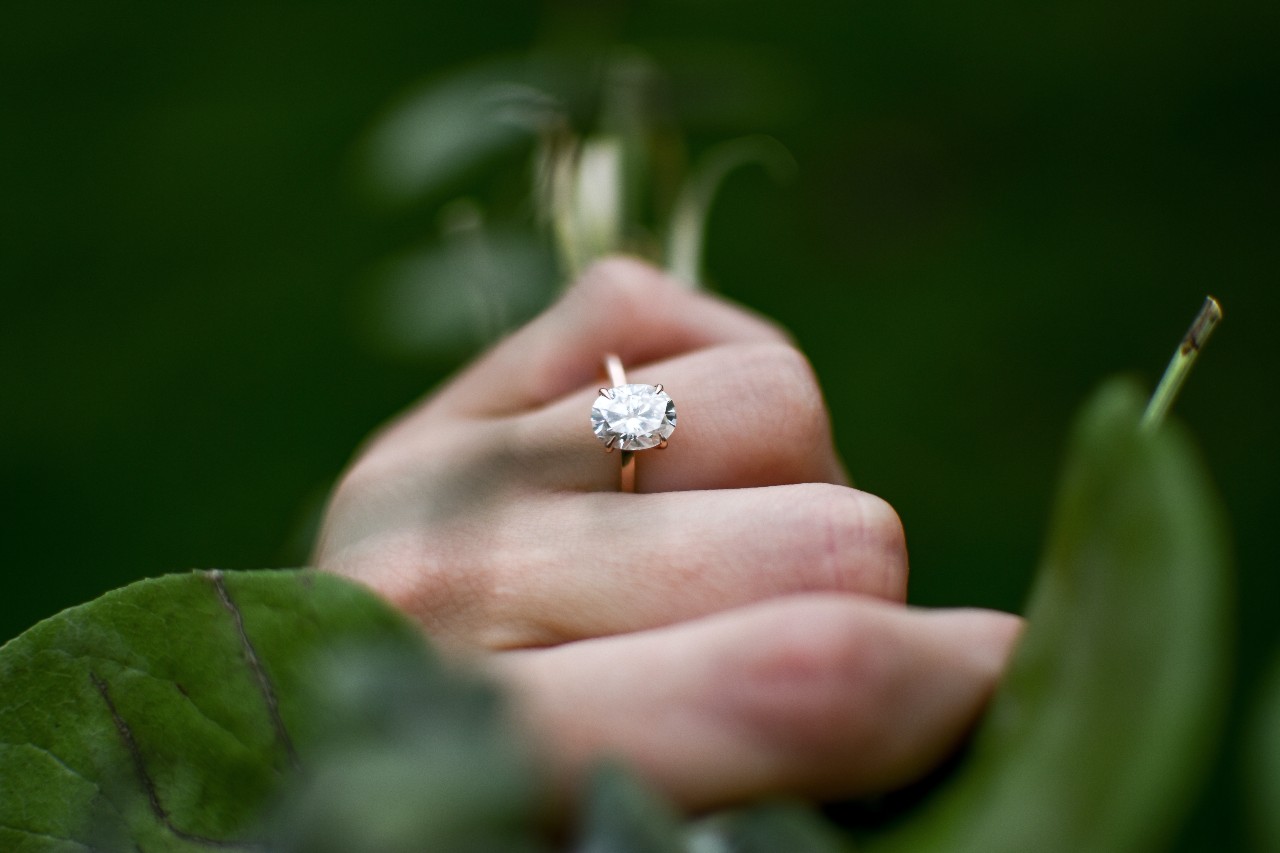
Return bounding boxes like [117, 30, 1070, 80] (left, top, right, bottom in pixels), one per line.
[664, 135, 796, 288]
[1141, 296, 1223, 430]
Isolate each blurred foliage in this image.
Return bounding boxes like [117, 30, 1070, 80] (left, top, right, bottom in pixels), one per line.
[2, 1, 1277, 849]
[269, 643, 545, 853]
[1249, 651, 1280, 851]
[688, 802, 855, 852]
[0, 570, 429, 849]
[577, 763, 687, 853]
[0, 569, 871, 851]
[578, 766, 856, 852]
[355, 43, 796, 355]
[0, 374, 1234, 853]
[861, 379, 1230, 852]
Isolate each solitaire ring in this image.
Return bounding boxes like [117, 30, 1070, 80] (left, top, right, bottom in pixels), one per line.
[591, 354, 677, 493]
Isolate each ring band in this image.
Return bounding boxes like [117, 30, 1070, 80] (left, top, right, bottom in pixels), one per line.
[604, 353, 627, 393]
[591, 353, 677, 493]
[603, 356, 638, 494]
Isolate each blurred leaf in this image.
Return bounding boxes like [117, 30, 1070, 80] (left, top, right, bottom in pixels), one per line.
[576, 762, 685, 853]
[1248, 649, 1280, 852]
[549, 135, 627, 279]
[688, 802, 855, 852]
[268, 644, 546, 853]
[865, 378, 1232, 853]
[362, 57, 572, 205]
[0, 569, 427, 850]
[364, 210, 557, 359]
[594, 52, 675, 241]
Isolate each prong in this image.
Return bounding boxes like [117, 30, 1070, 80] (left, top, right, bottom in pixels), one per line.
[604, 436, 616, 452]
[654, 384, 663, 394]
[658, 437, 669, 449]
[599, 388, 612, 398]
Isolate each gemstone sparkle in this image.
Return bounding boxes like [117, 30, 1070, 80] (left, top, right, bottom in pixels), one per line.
[591, 384, 677, 451]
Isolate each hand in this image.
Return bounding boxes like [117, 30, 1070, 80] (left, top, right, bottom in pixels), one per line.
[313, 257, 1022, 810]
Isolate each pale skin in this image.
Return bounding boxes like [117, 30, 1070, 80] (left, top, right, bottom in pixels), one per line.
[313, 256, 1023, 811]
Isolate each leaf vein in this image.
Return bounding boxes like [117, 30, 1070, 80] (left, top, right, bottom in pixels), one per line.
[0, 740, 130, 829]
[41, 648, 260, 761]
[207, 571, 300, 771]
[0, 822, 97, 851]
[88, 671, 265, 851]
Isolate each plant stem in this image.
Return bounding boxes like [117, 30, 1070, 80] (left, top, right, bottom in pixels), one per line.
[1141, 296, 1223, 430]
[664, 135, 795, 288]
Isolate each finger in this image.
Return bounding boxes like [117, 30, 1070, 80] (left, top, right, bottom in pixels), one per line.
[431, 256, 791, 418]
[516, 341, 848, 492]
[434, 485, 906, 649]
[493, 595, 1023, 811]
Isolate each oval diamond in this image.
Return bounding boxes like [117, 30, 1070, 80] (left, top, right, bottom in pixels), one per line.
[591, 384, 677, 451]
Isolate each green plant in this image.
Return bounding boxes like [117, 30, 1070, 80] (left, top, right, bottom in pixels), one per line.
[0, 310, 1236, 852]
[0, 52, 1247, 853]
[356, 50, 794, 362]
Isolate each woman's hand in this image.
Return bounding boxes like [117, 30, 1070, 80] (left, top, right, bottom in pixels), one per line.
[313, 257, 1021, 810]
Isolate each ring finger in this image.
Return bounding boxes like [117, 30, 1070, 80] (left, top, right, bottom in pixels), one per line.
[515, 341, 850, 493]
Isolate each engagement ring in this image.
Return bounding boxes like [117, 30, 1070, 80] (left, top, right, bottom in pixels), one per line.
[591, 354, 676, 492]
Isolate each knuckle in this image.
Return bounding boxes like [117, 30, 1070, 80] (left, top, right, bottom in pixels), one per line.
[471, 542, 559, 650]
[573, 256, 673, 315]
[315, 459, 507, 645]
[466, 501, 590, 650]
[853, 492, 909, 578]
[746, 339, 819, 388]
[736, 342, 831, 445]
[321, 525, 484, 640]
[393, 541, 477, 627]
[317, 460, 382, 545]
[730, 604, 896, 758]
[789, 485, 909, 599]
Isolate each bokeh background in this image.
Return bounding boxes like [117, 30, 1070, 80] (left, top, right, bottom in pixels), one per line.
[3, 1, 1276, 848]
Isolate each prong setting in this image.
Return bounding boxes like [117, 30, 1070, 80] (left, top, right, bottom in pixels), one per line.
[591, 382, 677, 452]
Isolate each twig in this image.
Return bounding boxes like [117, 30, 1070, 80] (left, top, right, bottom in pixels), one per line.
[1141, 296, 1223, 430]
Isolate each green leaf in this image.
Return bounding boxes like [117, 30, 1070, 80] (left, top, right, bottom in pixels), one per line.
[689, 801, 855, 852]
[361, 57, 570, 205]
[0, 569, 430, 851]
[865, 378, 1232, 853]
[1248, 649, 1280, 851]
[577, 762, 686, 853]
[554, 135, 627, 277]
[363, 214, 557, 360]
[267, 644, 546, 853]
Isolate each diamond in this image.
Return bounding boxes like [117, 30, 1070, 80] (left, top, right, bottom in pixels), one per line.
[591, 384, 677, 451]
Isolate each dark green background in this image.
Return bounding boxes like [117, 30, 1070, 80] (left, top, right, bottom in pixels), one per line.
[3, 1, 1276, 847]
